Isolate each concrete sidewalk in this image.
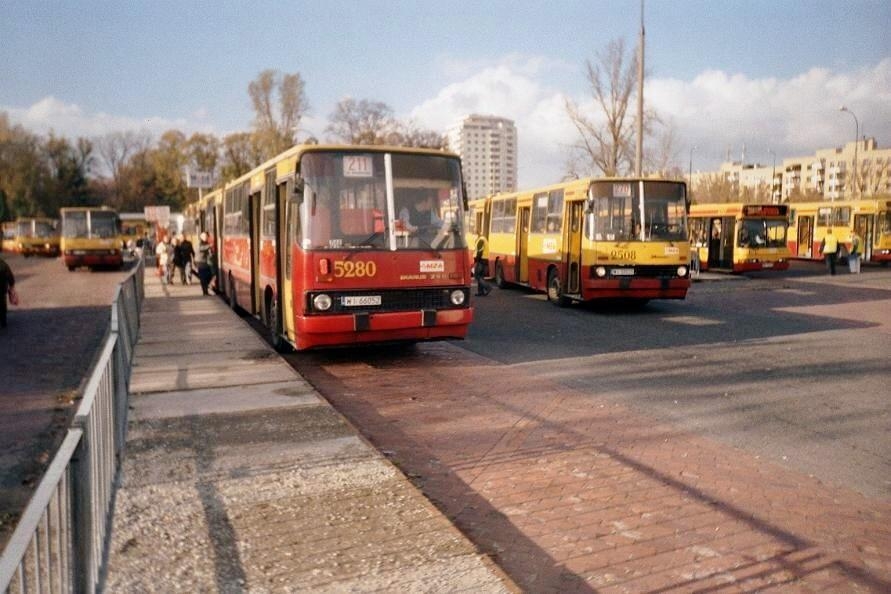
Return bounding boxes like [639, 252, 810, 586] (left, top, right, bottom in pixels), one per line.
[103, 272, 515, 592]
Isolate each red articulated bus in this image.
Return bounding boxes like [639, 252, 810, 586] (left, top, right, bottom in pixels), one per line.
[196, 144, 474, 350]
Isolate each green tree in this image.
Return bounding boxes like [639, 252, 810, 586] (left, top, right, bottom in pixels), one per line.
[220, 132, 262, 182]
[0, 113, 46, 218]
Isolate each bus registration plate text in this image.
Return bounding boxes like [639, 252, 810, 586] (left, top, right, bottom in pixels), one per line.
[342, 295, 382, 307]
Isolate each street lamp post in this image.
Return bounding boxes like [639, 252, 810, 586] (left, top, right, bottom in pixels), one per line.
[768, 149, 777, 203]
[688, 145, 696, 199]
[839, 106, 859, 199]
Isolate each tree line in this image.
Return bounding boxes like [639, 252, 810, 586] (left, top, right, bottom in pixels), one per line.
[0, 69, 444, 221]
[2, 38, 685, 221]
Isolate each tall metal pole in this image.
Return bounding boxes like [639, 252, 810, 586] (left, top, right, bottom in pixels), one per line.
[688, 145, 695, 197]
[839, 106, 859, 199]
[635, 0, 644, 177]
[768, 149, 776, 204]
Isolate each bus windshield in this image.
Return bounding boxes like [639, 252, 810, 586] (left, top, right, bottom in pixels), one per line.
[35, 221, 56, 238]
[62, 210, 119, 239]
[738, 218, 788, 248]
[588, 180, 687, 242]
[299, 151, 466, 251]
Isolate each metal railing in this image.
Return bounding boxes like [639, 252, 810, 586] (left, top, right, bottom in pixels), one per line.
[0, 258, 144, 593]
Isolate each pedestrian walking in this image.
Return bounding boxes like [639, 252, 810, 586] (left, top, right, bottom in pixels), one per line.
[473, 236, 491, 296]
[820, 228, 839, 275]
[0, 255, 16, 329]
[848, 229, 863, 274]
[155, 236, 171, 284]
[177, 235, 195, 285]
[194, 232, 214, 296]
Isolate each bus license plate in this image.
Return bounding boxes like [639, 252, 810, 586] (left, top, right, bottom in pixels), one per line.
[763, 262, 774, 268]
[342, 295, 381, 307]
[611, 268, 635, 276]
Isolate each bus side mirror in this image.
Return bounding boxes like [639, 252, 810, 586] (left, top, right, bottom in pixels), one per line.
[293, 177, 305, 201]
[584, 197, 595, 214]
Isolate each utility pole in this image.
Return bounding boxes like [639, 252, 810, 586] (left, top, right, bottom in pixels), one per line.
[635, 0, 644, 177]
[839, 106, 859, 199]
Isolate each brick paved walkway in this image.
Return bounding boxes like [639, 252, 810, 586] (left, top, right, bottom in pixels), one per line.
[300, 346, 891, 593]
[103, 272, 516, 592]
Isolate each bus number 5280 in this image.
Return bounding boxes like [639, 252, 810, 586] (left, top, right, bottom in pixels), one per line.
[334, 260, 377, 278]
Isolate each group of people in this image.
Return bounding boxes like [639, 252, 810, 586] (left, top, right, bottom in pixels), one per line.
[154, 232, 216, 295]
[819, 227, 863, 275]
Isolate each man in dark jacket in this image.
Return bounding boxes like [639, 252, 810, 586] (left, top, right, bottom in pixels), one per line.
[0, 255, 15, 328]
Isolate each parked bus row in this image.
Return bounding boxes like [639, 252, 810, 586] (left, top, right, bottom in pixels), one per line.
[688, 198, 891, 272]
[184, 143, 474, 351]
[467, 178, 693, 306]
[0, 217, 61, 257]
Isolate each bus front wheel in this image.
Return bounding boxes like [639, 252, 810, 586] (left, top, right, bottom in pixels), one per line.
[547, 269, 571, 308]
[268, 297, 290, 353]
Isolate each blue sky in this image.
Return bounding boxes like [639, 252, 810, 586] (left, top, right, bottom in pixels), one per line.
[3, 0, 890, 186]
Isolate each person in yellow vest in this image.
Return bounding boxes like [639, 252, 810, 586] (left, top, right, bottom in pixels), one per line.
[820, 227, 839, 275]
[848, 229, 863, 274]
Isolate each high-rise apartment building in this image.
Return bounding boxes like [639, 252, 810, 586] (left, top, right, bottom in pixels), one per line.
[447, 115, 517, 199]
[691, 138, 891, 203]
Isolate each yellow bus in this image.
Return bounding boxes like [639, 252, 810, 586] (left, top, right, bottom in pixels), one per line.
[788, 199, 891, 265]
[12, 217, 60, 257]
[60, 206, 124, 271]
[688, 203, 792, 272]
[2, 221, 18, 253]
[478, 177, 691, 306]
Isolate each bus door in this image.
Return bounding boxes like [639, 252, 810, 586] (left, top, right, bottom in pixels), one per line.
[249, 191, 262, 314]
[707, 217, 734, 269]
[517, 206, 530, 283]
[272, 179, 292, 346]
[566, 201, 584, 293]
[797, 215, 813, 258]
[854, 214, 872, 261]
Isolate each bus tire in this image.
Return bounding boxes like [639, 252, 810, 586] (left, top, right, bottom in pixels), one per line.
[494, 260, 508, 288]
[268, 297, 289, 353]
[67, 266, 76, 272]
[547, 268, 571, 308]
[228, 275, 238, 312]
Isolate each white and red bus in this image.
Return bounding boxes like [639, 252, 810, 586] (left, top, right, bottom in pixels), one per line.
[200, 144, 473, 350]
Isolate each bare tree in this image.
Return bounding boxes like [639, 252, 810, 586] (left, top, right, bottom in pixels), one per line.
[95, 130, 151, 186]
[565, 39, 637, 177]
[326, 98, 396, 145]
[394, 120, 447, 149]
[248, 69, 308, 159]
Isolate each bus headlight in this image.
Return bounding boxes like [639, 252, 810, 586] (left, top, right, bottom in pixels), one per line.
[450, 289, 466, 305]
[595, 266, 607, 278]
[313, 294, 333, 311]
[677, 266, 688, 277]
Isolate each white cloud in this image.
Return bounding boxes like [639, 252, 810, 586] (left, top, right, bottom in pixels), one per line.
[5, 59, 889, 188]
[647, 58, 891, 170]
[409, 55, 891, 185]
[409, 57, 576, 187]
[2, 96, 214, 140]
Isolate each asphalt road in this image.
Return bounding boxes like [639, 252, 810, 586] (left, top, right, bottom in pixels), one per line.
[0, 253, 130, 545]
[459, 264, 891, 499]
[290, 262, 891, 500]
[285, 261, 891, 591]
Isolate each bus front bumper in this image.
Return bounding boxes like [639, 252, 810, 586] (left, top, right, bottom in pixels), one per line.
[63, 251, 123, 268]
[581, 277, 690, 300]
[294, 307, 473, 349]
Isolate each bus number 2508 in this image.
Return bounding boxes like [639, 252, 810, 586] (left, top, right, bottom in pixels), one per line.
[610, 250, 636, 260]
